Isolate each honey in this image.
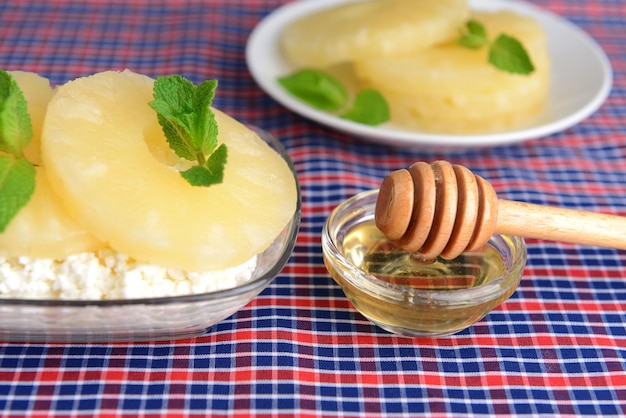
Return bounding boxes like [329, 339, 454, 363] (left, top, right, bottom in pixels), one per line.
[342, 220, 507, 290]
[324, 218, 522, 337]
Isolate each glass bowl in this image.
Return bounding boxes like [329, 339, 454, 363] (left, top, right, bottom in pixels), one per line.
[0, 129, 301, 343]
[322, 189, 526, 337]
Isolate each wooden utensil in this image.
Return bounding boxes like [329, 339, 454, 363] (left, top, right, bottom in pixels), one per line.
[375, 160, 626, 260]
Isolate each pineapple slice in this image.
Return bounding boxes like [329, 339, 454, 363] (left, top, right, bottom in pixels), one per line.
[281, 0, 470, 69]
[41, 70, 298, 272]
[0, 72, 104, 258]
[354, 11, 551, 134]
[0, 167, 105, 258]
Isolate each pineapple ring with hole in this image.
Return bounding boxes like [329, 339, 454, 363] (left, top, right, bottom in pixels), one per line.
[354, 11, 551, 134]
[0, 71, 104, 259]
[280, 0, 470, 69]
[41, 70, 298, 272]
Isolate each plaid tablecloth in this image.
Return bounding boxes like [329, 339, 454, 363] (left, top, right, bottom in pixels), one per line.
[1, 0, 625, 416]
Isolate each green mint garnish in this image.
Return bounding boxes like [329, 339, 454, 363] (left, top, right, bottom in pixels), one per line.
[0, 71, 32, 157]
[150, 75, 227, 187]
[0, 157, 36, 233]
[340, 89, 390, 126]
[0, 69, 36, 233]
[458, 19, 535, 75]
[278, 69, 390, 126]
[457, 19, 488, 49]
[278, 69, 348, 111]
[180, 143, 228, 185]
[489, 34, 535, 75]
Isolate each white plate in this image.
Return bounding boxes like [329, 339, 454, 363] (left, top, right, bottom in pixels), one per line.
[246, 0, 613, 148]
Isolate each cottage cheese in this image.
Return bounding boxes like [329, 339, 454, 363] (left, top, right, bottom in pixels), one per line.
[0, 249, 257, 300]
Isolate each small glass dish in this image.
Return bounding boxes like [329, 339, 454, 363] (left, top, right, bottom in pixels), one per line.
[0, 130, 301, 343]
[322, 189, 526, 337]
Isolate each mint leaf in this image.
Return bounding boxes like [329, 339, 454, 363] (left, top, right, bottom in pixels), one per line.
[341, 89, 390, 126]
[0, 156, 35, 233]
[457, 20, 534, 75]
[191, 80, 218, 158]
[180, 166, 216, 186]
[150, 75, 197, 161]
[279, 69, 348, 111]
[458, 20, 488, 49]
[154, 114, 197, 161]
[150, 75, 227, 187]
[203, 143, 227, 182]
[278, 69, 389, 126]
[181, 143, 228, 187]
[0, 71, 32, 157]
[458, 34, 488, 49]
[489, 34, 535, 75]
[466, 19, 487, 38]
[0, 69, 36, 232]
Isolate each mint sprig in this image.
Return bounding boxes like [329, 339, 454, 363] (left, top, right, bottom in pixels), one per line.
[149, 75, 227, 187]
[340, 89, 390, 126]
[278, 69, 348, 111]
[278, 69, 390, 126]
[458, 19, 535, 75]
[0, 70, 35, 233]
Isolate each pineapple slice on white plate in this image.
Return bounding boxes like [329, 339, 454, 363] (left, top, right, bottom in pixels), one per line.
[354, 11, 551, 134]
[0, 71, 104, 259]
[41, 70, 298, 272]
[280, 0, 470, 69]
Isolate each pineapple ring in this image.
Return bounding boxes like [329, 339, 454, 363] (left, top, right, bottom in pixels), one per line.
[354, 11, 551, 134]
[41, 70, 298, 272]
[280, 0, 470, 69]
[0, 166, 105, 259]
[0, 72, 104, 259]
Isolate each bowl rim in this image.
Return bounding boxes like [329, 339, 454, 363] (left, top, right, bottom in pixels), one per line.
[0, 128, 301, 308]
[322, 189, 527, 305]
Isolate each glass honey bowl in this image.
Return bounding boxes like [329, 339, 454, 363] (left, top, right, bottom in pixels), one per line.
[322, 189, 527, 337]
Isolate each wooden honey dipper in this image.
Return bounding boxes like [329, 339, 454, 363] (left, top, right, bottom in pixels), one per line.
[375, 160, 626, 260]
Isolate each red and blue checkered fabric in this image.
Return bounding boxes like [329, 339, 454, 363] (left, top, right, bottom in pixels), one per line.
[1, 0, 625, 416]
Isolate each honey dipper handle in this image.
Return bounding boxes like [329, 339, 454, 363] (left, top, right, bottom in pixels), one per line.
[496, 200, 626, 250]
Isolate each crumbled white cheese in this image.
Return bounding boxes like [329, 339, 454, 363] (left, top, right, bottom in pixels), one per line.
[0, 249, 257, 300]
